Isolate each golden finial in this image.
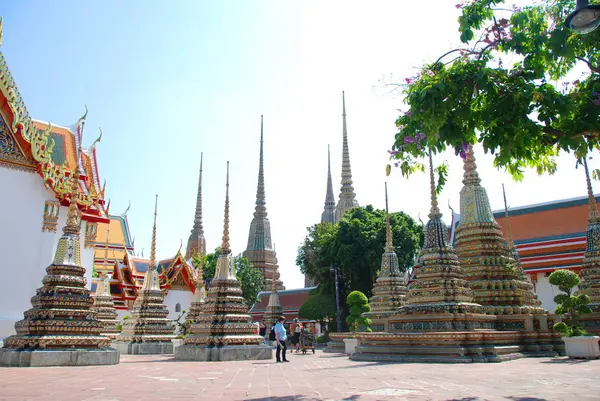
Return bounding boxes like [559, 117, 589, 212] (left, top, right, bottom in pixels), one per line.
[583, 158, 600, 222]
[502, 183, 515, 247]
[87, 127, 102, 154]
[122, 200, 131, 216]
[100, 179, 106, 199]
[384, 182, 393, 252]
[178, 238, 183, 255]
[462, 144, 481, 186]
[221, 161, 231, 255]
[149, 194, 158, 270]
[0, 17, 4, 48]
[63, 129, 84, 236]
[428, 150, 441, 219]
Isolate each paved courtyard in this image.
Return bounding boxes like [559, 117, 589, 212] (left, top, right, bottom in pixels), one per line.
[0, 351, 598, 401]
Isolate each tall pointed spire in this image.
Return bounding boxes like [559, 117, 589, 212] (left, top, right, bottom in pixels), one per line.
[149, 195, 158, 271]
[502, 184, 514, 247]
[384, 182, 393, 253]
[186, 153, 207, 259]
[244, 116, 284, 290]
[335, 91, 358, 222]
[222, 161, 231, 256]
[321, 144, 336, 223]
[583, 158, 600, 223]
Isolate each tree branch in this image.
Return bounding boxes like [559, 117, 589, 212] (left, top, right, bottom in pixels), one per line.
[575, 57, 600, 74]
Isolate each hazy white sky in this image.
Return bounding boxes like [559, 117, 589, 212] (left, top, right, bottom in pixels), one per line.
[2, 0, 595, 290]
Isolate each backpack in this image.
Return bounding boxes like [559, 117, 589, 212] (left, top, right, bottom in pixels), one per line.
[269, 326, 276, 341]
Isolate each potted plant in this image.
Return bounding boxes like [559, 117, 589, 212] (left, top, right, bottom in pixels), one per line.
[548, 270, 599, 359]
[344, 291, 372, 354]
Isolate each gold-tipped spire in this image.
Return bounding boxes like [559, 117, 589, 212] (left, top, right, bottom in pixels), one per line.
[63, 133, 84, 236]
[149, 194, 158, 271]
[428, 150, 441, 219]
[0, 17, 3, 47]
[502, 183, 514, 247]
[384, 182, 393, 252]
[221, 161, 231, 255]
[462, 144, 481, 186]
[271, 257, 277, 294]
[583, 158, 600, 222]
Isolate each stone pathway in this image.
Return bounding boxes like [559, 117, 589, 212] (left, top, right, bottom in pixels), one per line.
[0, 351, 598, 401]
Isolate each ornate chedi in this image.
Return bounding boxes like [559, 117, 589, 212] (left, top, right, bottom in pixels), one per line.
[176, 162, 272, 361]
[243, 116, 284, 290]
[262, 260, 284, 332]
[352, 152, 560, 363]
[114, 195, 175, 355]
[334, 91, 359, 223]
[91, 274, 119, 339]
[185, 153, 207, 260]
[0, 144, 118, 367]
[579, 159, 600, 334]
[362, 183, 408, 331]
[454, 145, 545, 317]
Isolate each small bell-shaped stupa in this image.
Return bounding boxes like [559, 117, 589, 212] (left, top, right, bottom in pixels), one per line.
[454, 145, 545, 315]
[0, 134, 119, 367]
[579, 159, 600, 334]
[91, 273, 119, 340]
[114, 195, 175, 354]
[176, 162, 272, 361]
[362, 183, 408, 331]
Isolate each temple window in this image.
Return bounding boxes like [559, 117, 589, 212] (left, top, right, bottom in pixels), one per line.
[175, 303, 181, 313]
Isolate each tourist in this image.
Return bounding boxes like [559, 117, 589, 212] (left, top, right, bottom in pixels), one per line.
[275, 316, 289, 363]
[293, 321, 302, 353]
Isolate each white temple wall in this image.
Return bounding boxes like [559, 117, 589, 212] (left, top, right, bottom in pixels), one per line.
[530, 272, 579, 313]
[164, 290, 194, 320]
[0, 167, 95, 339]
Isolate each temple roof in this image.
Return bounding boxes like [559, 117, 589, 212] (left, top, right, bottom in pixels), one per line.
[0, 39, 108, 222]
[249, 287, 316, 315]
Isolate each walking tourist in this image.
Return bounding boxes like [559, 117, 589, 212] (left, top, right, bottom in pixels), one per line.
[275, 316, 289, 363]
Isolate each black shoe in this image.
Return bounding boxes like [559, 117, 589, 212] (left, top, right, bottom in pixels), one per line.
[283, 360, 290, 362]
[276, 360, 281, 363]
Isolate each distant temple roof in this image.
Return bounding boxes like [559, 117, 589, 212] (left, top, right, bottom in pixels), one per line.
[249, 286, 316, 320]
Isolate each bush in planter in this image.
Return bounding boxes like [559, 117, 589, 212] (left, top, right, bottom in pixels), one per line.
[548, 270, 592, 337]
[345, 290, 372, 332]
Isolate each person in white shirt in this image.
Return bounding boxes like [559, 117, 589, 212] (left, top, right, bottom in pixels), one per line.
[275, 316, 289, 363]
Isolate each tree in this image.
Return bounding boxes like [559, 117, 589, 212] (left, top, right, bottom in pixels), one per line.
[234, 254, 265, 308]
[298, 288, 337, 336]
[387, 0, 599, 188]
[201, 247, 221, 281]
[346, 291, 372, 332]
[549, 269, 592, 337]
[297, 205, 424, 299]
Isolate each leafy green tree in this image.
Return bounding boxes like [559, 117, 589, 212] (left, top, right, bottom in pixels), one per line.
[298, 288, 337, 336]
[234, 254, 265, 307]
[201, 247, 221, 281]
[549, 269, 592, 337]
[387, 0, 599, 187]
[297, 206, 423, 299]
[346, 291, 372, 332]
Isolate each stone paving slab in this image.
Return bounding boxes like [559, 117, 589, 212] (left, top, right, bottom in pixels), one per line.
[0, 350, 598, 401]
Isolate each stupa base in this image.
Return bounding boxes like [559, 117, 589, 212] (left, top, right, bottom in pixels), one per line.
[113, 341, 173, 355]
[0, 348, 119, 367]
[323, 333, 354, 353]
[351, 331, 560, 363]
[174, 344, 272, 361]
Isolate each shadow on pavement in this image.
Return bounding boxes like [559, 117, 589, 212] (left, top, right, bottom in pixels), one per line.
[245, 396, 361, 401]
[538, 358, 591, 364]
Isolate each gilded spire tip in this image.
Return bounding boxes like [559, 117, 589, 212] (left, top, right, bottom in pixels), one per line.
[384, 182, 393, 252]
[502, 183, 514, 246]
[428, 150, 441, 219]
[583, 158, 600, 221]
[149, 194, 158, 270]
[221, 161, 231, 254]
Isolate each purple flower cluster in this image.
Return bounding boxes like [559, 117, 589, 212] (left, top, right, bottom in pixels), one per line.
[454, 142, 470, 159]
[593, 91, 600, 106]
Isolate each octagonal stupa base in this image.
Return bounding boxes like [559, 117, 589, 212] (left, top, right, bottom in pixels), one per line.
[113, 341, 173, 355]
[0, 348, 119, 367]
[175, 344, 272, 361]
